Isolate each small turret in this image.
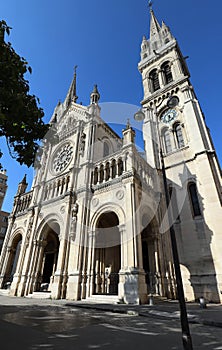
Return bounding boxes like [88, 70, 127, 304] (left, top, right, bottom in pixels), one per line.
[122, 119, 135, 146]
[90, 84, 100, 105]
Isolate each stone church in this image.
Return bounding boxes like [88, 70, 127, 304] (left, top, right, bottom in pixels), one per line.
[0, 8, 221, 304]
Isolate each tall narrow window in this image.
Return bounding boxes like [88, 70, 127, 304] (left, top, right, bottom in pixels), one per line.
[163, 128, 172, 153]
[188, 182, 201, 217]
[174, 123, 185, 148]
[103, 141, 109, 157]
[149, 69, 160, 92]
[161, 62, 173, 85]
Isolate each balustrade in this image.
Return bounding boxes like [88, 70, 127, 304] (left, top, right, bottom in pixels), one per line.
[91, 149, 155, 189]
[43, 175, 70, 202]
[15, 191, 33, 214]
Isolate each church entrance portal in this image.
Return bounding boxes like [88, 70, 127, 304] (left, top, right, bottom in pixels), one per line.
[93, 212, 120, 295]
[38, 223, 60, 291]
[4, 234, 22, 287]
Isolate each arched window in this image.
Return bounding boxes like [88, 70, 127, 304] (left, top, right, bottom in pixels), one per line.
[174, 123, 185, 149]
[162, 128, 172, 153]
[103, 141, 109, 157]
[94, 168, 98, 185]
[161, 62, 173, 85]
[149, 69, 160, 92]
[117, 158, 123, 176]
[188, 182, 201, 217]
[111, 159, 116, 179]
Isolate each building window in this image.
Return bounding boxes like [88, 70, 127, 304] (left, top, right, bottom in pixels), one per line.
[161, 62, 173, 85]
[103, 141, 109, 157]
[149, 69, 160, 92]
[162, 128, 172, 153]
[174, 123, 185, 148]
[188, 182, 201, 217]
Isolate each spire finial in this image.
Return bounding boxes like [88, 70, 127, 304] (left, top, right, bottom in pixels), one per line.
[148, 0, 153, 11]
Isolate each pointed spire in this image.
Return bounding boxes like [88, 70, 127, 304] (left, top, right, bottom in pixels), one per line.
[21, 174, 27, 184]
[149, 6, 161, 40]
[17, 174, 28, 195]
[65, 65, 78, 107]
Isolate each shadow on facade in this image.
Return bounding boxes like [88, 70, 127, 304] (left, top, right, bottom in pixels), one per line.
[171, 168, 221, 303]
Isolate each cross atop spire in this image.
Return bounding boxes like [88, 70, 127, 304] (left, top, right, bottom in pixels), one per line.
[148, 0, 153, 11]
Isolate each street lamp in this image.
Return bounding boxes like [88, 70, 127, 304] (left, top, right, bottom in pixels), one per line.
[134, 97, 193, 350]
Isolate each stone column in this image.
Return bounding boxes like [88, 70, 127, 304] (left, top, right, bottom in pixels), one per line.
[31, 240, 46, 293]
[66, 202, 85, 300]
[86, 229, 95, 297]
[118, 180, 147, 304]
[0, 246, 12, 288]
[51, 237, 67, 299]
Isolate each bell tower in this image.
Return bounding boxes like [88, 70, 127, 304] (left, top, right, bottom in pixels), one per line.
[137, 4, 222, 302]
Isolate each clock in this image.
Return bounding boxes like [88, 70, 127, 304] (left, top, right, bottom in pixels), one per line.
[52, 143, 73, 173]
[161, 109, 177, 124]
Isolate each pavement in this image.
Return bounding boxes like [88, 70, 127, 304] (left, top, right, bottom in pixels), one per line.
[0, 294, 222, 328]
[65, 297, 222, 328]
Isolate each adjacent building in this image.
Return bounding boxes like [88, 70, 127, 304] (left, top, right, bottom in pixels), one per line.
[0, 170, 9, 253]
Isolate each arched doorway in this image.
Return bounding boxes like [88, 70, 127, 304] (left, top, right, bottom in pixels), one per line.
[4, 234, 22, 287]
[93, 212, 121, 295]
[38, 222, 60, 291]
[141, 216, 160, 295]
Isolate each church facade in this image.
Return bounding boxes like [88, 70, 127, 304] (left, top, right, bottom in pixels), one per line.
[0, 8, 221, 304]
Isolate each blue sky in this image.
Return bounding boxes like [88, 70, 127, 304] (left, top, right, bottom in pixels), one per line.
[0, 0, 221, 212]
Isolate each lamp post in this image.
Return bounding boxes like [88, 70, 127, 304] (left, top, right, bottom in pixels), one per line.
[134, 98, 193, 350]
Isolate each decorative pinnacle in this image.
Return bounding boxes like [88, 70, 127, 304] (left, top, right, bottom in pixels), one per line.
[126, 118, 131, 129]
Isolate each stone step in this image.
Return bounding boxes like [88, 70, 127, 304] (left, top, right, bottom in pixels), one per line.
[0, 289, 10, 296]
[26, 292, 51, 299]
[85, 294, 119, 304]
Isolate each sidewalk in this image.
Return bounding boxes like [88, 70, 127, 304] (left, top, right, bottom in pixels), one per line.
[65, 298, 222, 328]
[0, 294, 222, 328]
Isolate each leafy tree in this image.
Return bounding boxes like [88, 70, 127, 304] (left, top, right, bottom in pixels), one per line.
[0, 20, 49, 169]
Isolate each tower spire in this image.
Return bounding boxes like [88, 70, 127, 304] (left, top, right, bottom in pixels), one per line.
[65, 65, 78, 107]
[72, 65, 78, 103]
[148, 1, 161, 40]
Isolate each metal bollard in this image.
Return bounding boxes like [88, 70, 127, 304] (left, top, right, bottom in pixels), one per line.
[199, 297, 207, 309]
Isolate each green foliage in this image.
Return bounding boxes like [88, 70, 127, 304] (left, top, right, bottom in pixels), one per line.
[0, 20, 49, 168]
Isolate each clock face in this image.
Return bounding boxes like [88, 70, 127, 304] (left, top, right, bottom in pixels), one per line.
[52, 143, 73, 173]
[161, 109, 177, 124]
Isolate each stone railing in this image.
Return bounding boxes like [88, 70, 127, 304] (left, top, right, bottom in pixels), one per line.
[91, 146, 156, 190]
[92, 151, 124, 185]
[15, 191, 33, 214]
[42, 174, 70, 202]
